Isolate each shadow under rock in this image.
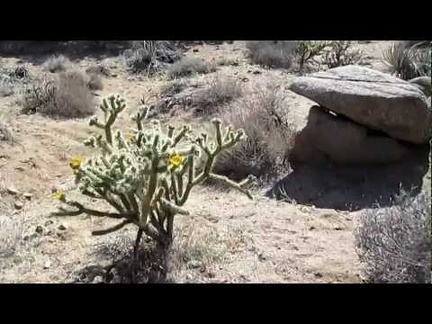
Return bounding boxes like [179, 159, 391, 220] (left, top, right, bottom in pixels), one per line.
[266, 144, 431, 211]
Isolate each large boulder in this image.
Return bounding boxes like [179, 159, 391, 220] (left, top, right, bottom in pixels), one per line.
[289, 106, 411, 166]
[289, 65, 430, 144]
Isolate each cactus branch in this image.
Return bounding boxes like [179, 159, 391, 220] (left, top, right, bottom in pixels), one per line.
[92, 219, 132, 236]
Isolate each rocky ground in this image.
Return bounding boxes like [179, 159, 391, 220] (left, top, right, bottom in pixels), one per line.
[0, 41, 430, 283]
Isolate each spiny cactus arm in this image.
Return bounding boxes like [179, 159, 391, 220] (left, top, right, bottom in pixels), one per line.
[208, 173, 254, 200]
[131, 105, 150, 132]
[170, 172, 180, 204]
[167, 125, 175, 138]
[89, 117, 105, 130]
[171, 126, 191, 147]
[139, 139, 160, 225]
[126, 193, 140, 217]
[178, 155, 195, 205]
[92, 219, 132, 236]
[149, 209, 167, 236]
[51, 201, 131, 219]
[95, 96, 126, 145]
[160, 198, 190, 215]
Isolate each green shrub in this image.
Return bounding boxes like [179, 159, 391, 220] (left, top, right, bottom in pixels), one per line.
[21, 71, 95, 118]
[321, 41, 363, 68]
[167, 57, 210, 79]
[355, 191, 431, 283]
[192, 76, 243, 116]
[124, 41, 182, 75]
[52, 95, 253, 262]
[214, 85, 295, 183]
[246, 41, 298, 69]
[87, 73, 104, 91]
[383, 42, 431, 80]
[43, 54, 72, 73]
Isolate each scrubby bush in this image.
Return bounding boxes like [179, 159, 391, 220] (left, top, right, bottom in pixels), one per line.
[295, 41, 327, 72]
[52, 95, 253, 266]
[0, 214, 24, 258]
[124, 41, 182, 75]
[160, 79, 189, 98]
[167, 57, 211, 79]
[355, 191, 431, 283]
[21, 71, 95, 118]
[192, 76, 243, 116]
[383, 41, 431, 80]
[246, 41, 298, 69]
[87, 73, 104, 91]
[213, 85, 295, 183]
[43, 54, 72, 73]
[0, 64, 31, 97]
[321, 41, 363, 68]
[86, 64, 111, 77]
[0, 118, 15, 144]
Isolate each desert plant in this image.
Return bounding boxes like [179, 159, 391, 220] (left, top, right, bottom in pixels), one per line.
[167, 57, 210, 79]
[0, 119, 15, 143]
[214, 85, 295, 182]
[0, 64, 31, 97]
[246, 41, 297, 69]
[124, 41, 182, 75]
[87, 73, 104, 91]
[295, 41, 327, 72]
[321, 41, 363, 68]
[160, 79, 189, 98]
[20, 71, 95, 118]
[86, 64, 111, 77]
[52, 95, 253, 261]
[192, 76, 243, 115]
[216, 57, 240, 67]
[0, 214, 24, 258]
[383, 41, 431, 80]
[355, 191, 431, 283]
[43, 54, 72, 73]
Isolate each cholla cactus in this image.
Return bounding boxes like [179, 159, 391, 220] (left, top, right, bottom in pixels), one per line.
[52, 95, 253, 257]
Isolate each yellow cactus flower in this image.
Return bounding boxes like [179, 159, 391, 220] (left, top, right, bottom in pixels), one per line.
[169, 154, 185, 167]
[54, 191, 66, 201]
[70, 157, 82, 170]
[128, 133, 135, 142]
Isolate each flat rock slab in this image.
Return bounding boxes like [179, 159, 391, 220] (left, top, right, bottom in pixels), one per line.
[289, 65, 430, 144]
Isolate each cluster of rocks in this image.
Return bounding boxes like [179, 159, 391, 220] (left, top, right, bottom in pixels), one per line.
[288, 65, 431, 167]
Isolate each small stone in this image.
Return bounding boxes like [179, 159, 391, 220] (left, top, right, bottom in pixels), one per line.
[309, 226, 316, 231]
[7, 187, 19, 195]
[14, 201, 24, 210]
[334, 227, 343, 231]
[44, 220, 54, 227]
[58, 224, 67, 231]
[93, 276, 104, 284]
[252, 70, 261, 75]
[186, 274, 193, 280]
[35, 225, 45, 234]
[207, 272, 216, 279]
[193, 48, 199, 52]
[314, 272, 323, 278]
[44, 260, 51, 269]
[23, 193, 33, 200]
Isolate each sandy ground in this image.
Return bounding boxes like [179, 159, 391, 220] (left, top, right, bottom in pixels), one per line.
[0, 41, 428, 283]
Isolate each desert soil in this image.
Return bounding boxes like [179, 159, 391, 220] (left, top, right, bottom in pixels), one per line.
[0, 41, 429, 283]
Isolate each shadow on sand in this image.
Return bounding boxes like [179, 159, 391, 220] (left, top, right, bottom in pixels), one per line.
[266, 144, 431, 211]
[72, 238, 172, 284]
